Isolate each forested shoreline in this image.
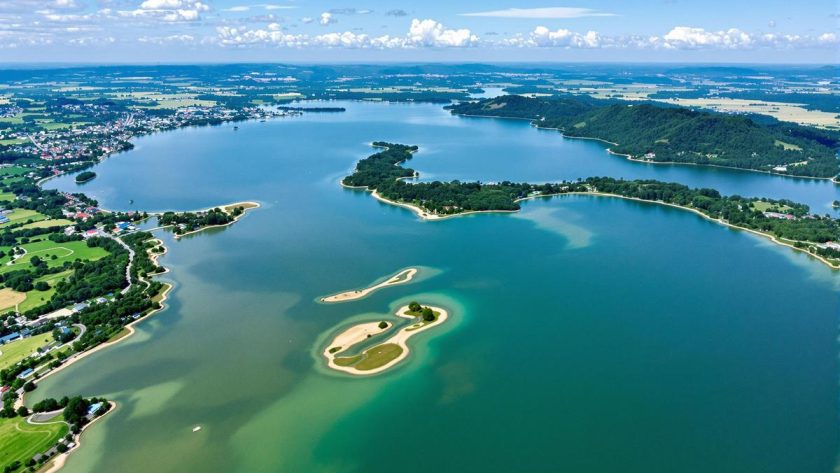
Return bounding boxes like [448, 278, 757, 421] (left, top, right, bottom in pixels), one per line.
[343, 143, 840, 264]
[447, 95, 840, 178]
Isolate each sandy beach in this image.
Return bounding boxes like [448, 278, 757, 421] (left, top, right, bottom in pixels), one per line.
[323, 304, 449, 376]
[320, 268, 418, 303]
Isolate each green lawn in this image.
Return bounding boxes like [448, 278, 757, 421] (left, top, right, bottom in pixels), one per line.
[8, 269, 74, 314]
[0, 209, 48, 228]
[1, 239, 109, 275]
[0, 332, 53, 371]
[354, 343, 403, 371]
[18, 219, 74, 230]
[751, 201, 794, 213]
[0, 138, 25, 146]
[0, 167, 30, 177]
[0, 415, 68, 470]
[0, 192, 15, 202]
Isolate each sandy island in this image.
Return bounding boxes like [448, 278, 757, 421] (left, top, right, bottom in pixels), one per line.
[320, 268, 418, 303]
[323, 304, 449, 376]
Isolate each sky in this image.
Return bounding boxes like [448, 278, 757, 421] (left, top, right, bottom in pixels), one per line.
[0, 0, 838, 63]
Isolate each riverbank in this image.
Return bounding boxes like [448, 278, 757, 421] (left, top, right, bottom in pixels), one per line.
[324, 304, 449, 376]
[320, 268, 418, 303]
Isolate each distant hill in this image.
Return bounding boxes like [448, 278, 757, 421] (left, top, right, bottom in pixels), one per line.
[448, 95, 840, 178]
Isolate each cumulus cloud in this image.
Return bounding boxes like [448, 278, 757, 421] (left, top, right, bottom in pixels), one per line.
[121, 0, 209, 22]
[661, 26, 752, 49]
[460, 7, 614, 18]
[319, 12, 335, 25]
[407, 18, 477, 47]
[216, 18, 477, 48]
[502, 25, 839, 50]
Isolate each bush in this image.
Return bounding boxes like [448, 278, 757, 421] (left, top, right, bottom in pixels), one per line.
[408, 301, 421, 312]
[378, 321, 388, 329]
[421, 307, 435, 322]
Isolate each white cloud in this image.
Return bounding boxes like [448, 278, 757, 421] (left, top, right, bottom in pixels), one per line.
[661, 26, 752, 49]
[502, 25, 839, 50]
[460, 7, 614, 19]
[223, 5, 250, 12]
[217, 18, 477, 48]
[407, 19, 477, 47]
[123, 0, 209, 22]
[319, 11, 335, 25]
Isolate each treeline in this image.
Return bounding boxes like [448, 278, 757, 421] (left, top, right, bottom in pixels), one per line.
[343, 143, 840, 246]
[447, 95, 840, 178]
[158, 207, 240, 235]
[343, 142, 583, 214]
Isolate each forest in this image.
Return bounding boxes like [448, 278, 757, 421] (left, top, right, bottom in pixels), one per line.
[447, 95, 840, 178]
[344, 143, 840, 247]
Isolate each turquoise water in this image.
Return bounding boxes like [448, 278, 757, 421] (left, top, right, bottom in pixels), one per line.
[34, 101, 840, 473]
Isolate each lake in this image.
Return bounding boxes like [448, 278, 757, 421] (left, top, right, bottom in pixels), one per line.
[36, 100, 840, 473]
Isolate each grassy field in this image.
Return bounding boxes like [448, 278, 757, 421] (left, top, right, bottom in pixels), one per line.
[354, 343, 403, 371]
[7, 269, 74, 314]
[0, 332, 53, 371]
[0, 138, 25, 146]
[0, 287, 25, 312]
[18, 219, 74, 230]
[0, 192, 15, 202]
[0, 167, 30, 177]
[0, 415, 68, 469]
[0, 209, 49, 228]
[752, 201, 794, 212]
[1, 239, 109, 275]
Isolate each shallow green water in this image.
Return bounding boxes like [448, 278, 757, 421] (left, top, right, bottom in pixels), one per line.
[37, 101, 840, 473]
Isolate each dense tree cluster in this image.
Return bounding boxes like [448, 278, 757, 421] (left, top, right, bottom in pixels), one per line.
[343, 143, 582, 214]
[158, 207, 239, 235]
[448, 96, 840, 178]
[344, 144, 840, 249]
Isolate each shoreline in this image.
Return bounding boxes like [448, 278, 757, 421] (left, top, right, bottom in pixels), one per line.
[453, 112, 839, 183]
[39, 401, 117, 473]
[21, 282, 174, 408]
[323, 304, 449, 376]
[170, 201, 261, 239]
[351, 176, 839, 269]
[319, 268, 418, 303]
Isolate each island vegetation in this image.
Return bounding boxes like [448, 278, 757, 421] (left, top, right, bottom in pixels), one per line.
[344, 143, 840, 267]
[324, 301, 449, 375]
[158, 202, 257, 237]
[447, 95, 840, 178]
[73, 172, 96, 184]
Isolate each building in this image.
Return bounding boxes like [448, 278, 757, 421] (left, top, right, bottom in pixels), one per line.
[0, 332, 21, 344]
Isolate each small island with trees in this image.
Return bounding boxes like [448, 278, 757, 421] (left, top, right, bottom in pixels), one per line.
[323, 301, 449, 375]
[74, 171, 96, 184]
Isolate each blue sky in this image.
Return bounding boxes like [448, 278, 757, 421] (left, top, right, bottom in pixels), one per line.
[0, 0, 837, 63]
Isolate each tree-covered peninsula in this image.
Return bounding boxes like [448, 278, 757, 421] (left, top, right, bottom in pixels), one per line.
[447, 95, 840, 178]
[343, 143, 840, 266]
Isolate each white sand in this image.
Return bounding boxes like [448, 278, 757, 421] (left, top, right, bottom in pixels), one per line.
[320, 268, 417, 303]
[323, 304, 449, 376]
